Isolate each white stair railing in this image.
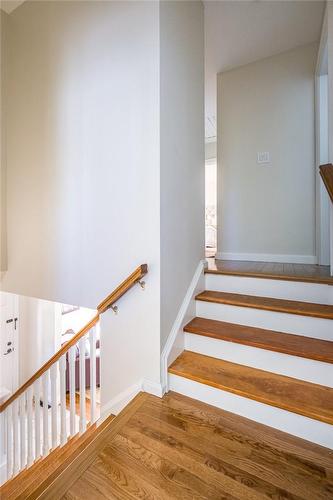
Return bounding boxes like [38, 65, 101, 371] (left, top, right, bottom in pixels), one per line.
[0, 264, 148, 485]
[2, 320, 99, 482]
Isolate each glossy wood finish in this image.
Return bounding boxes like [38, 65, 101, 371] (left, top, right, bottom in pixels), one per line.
[0, 264, 148, 413]
[184, 317, 333, 363]
[0, 412, 115, 500]
[206, 258, 333, 284]
[97, 264, 148, 314]
[58, 392, 333, 499]
[320, 163, 333, 204]
[196, 290, 333, 319]
[169, 351, 333, 425]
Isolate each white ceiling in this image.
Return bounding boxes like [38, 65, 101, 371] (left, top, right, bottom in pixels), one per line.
[0, 0, 25, 14]
[205, 0, 326, 138]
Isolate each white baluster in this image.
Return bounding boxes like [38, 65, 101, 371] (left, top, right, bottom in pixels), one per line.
[50, 363, 58, 449]
[59, 355, 67, 445]
[69, 346, 76, 436]
[13, 399, 19, 475]
[27, 385, 34, 466]
[79, 337, 86, 434]
[42, 371, 49, 457]
[6, 405, 13, 480]
[89, 328, 97, 424]
[34, 378, 41, 459]
[20, 392, 26, 470]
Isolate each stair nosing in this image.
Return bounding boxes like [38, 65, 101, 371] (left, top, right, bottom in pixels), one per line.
[169, 351, 333, 425]
[184, 317, 333, 364]
[195, 290, 333, 320]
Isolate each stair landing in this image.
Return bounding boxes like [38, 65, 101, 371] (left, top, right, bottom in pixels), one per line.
[206, 258, 333, 285]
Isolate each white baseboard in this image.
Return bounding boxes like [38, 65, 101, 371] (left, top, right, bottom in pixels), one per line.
[142, 378, 164, 398]
[101, 381, 142, 417]
[0, 460, 6, 487]
[101, 378, 163, 417]
[160, 260, 207, 394]
[216, 252, 318, 265]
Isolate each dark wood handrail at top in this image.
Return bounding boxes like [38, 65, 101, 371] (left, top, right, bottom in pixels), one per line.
[0, 264, 148, 413]
[320, 163, 333, 204]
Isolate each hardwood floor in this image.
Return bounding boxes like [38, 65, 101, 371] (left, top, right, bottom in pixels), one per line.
[61, 392, 333, 499]
[66, 389, 101, 422]
[206, 258, 333, 285]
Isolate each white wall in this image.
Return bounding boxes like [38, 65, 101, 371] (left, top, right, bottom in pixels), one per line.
[328, 2, 333, 164]
[18, 295, 61, 384]
[160, 0, 205, 349]
[1, 0, 162, 405]
[0, 1, 205, 406]
[328, 2, 333, 274]
[0, 10, 7, 273]
[217, 43, 318, 263]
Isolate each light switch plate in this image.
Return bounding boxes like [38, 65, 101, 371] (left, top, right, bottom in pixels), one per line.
[257, 152, 270, 164]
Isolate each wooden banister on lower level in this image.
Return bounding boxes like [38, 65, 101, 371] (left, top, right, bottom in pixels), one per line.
[320, 163, 333, 204]
[0, 264, 147, 414]
[0, 264, 148, 484]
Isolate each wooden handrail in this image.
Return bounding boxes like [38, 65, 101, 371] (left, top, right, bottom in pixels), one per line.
[319, 163, 333, 204]
[0, 264, 148, 413]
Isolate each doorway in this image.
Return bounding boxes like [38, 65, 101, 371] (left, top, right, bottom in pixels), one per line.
[0, 292, 19, 394]
[205, 158, 217, 258]
[315, 34, 330, 266]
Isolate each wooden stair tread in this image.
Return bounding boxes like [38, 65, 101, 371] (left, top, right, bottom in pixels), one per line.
[196, 290, 333, 319]
[168, 351, 333, 425]
[184, 317, 333, 363]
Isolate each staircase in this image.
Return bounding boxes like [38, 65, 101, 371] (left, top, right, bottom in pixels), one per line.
[0, 264, 148, 489]
[168, 263, 333, 449]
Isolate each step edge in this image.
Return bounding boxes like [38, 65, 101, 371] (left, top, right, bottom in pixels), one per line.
[195, 292, 333, 319]
[168, 365, 333, 426]
[183, 319, 333, 364]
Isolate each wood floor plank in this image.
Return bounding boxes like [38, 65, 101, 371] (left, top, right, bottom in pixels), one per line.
[196, 290, 333, 319]
[164, 392, 333, 473]
[169, 351, 333, 424]
[141, 396, 333, 490]
[206, 259, 333, 285]
[184, 317, 333, 363]
[122, 412, 296, 499]
[99, 439, 236, 500]
[128, 408, 332, 500]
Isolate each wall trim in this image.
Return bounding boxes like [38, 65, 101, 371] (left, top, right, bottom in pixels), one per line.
[142, 378, 164, 398]
[101, 378, 163, 417]
[101, 381, 142, 417]
[160, 259, 207, 394]
[216, 252, 318, 265]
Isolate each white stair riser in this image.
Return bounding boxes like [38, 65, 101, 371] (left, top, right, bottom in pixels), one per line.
[185, 333, 333, 387]
[169, 374, 333, 449]
[205, 274, 333, 305]
[196, 301, 333, 341]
